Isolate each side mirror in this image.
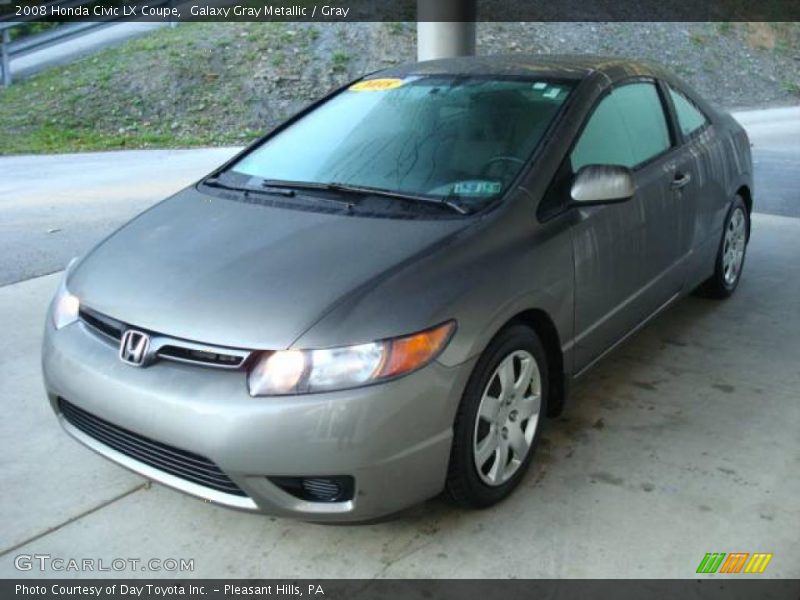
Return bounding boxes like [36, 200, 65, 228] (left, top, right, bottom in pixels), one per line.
[570, 164, 636, 205]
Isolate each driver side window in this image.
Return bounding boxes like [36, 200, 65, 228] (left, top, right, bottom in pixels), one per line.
[571, 82, 671, 171]
[571, 90, 636, 170]
[539, 81, 671, 221]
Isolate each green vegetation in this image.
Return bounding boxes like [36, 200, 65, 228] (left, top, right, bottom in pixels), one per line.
[784, 81, 800, 96]
[716, 22, 734, 36]
[0, 22, 343, 155]
[386, 22, 407, 36]
[7, 22, 61, 42]
[768, 22, 799, 55]
[688, 32, 708, 46]
[331, 50, 350, 72]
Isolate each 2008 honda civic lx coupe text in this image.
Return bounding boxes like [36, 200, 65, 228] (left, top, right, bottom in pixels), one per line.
[43, 56, 752, 521]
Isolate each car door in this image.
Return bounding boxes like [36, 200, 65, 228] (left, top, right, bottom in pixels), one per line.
[663, 83, 715, 269]
[568, 81, 684, 372]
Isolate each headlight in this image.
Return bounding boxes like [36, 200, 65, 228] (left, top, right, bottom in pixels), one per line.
[51, 259, 80, 330]
[248, 321, 455, 396]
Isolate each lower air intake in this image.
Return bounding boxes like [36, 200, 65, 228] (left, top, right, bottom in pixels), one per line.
[58, 398, 247, 497]
[269, 476, 355, 503]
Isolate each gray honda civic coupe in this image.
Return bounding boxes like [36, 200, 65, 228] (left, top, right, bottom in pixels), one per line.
[43, 55, 752, 521]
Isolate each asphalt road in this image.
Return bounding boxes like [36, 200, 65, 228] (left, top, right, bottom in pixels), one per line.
[9, 23, 167, 81]
[0, 107, 797, 288]
[735, 107, 800, 219]
[0, 147, 237, 287]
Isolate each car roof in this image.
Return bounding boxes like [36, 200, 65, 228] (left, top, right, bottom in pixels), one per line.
[376, 54, 668, 83]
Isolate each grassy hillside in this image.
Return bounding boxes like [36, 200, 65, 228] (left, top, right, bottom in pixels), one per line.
[0, 23, 365, 153]
[0, 21, 797, 155]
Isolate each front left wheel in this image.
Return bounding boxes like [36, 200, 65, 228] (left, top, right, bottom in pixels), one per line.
[446, 325, 548, 509]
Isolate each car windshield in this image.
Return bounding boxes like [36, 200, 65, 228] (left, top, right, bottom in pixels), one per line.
[230, 75, 573, 209]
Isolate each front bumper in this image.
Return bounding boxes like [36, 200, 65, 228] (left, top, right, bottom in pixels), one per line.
[42, 318, 475, 521]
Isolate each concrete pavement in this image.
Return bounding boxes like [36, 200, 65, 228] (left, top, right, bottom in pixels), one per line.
[0, 147, 238, 286]
[733, 106, 800, 150]
[734, 107, 800, 220]
[0, 212, 798, 578]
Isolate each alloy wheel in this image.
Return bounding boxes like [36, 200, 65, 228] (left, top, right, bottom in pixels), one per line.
[722, 207, 747, 286]
[473, 350, 541, 486]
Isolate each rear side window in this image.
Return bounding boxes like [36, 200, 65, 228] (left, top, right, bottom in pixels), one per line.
[571, 82, 671, 171]
[668, 86, 709, 136]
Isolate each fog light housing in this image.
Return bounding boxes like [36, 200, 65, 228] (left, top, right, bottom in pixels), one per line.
[269, 476, 354, 503]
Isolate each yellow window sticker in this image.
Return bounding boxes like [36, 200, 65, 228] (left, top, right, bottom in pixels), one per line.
[349, 78, 405, 92]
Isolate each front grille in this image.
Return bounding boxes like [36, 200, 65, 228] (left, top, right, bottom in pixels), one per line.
[157, 345, 247, 369]
[58, 398, 247, 497]
[78, 307, 250, 369]
[79, 307, 124, 341]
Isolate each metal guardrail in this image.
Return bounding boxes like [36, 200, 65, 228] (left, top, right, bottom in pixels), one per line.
[1, 0, 175, 87]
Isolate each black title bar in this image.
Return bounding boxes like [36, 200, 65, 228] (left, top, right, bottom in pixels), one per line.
[2, 0, 800, 23]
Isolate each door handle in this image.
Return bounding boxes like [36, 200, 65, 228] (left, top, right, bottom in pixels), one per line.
[671, 172, 692, 190]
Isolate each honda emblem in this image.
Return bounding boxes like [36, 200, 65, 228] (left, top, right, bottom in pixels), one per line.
[119, 330, 151, 366]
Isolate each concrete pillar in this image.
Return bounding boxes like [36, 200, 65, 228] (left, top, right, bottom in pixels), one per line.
[417, 22, 476, 61]
[416, 0, 477, 62]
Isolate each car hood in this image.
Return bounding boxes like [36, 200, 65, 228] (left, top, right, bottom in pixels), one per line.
[68, 188, 471, 349]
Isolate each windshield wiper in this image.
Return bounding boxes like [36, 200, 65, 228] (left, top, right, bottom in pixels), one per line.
[261, 180, 470, 215]
[258, 179, 361, 209]
[203, 177, 295, 198]
[328, 182, 470, 215]
[332, 182, 471, 215]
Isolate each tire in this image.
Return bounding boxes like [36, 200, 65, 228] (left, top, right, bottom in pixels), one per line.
[700, 195, 750, 299]
[446, 324, 548, 509]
